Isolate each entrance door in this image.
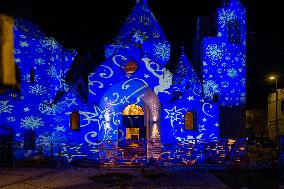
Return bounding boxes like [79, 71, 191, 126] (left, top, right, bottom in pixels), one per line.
[0, 127, 13, 166]
[120, 104, 145, 144]
[123, 116, 145, 140]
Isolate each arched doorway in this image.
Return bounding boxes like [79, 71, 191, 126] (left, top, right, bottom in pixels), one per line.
[0, 125, 14, 166]
[98, 79, 161, 142]
[121, 104, 145, 141]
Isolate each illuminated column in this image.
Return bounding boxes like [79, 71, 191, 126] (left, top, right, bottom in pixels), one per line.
[103, 106, 111, 140]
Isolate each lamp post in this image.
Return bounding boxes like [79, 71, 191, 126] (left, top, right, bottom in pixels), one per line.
[269, 75, 279, 152]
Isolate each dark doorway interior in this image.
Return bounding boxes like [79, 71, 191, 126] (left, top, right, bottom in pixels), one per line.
[0, 127, 13, 166]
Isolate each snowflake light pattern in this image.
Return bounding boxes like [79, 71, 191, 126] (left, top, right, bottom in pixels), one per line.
[6, 117, 16, 122]
[153, 42, 170, 61]
[37, 132, 67, 147]
[34, 58, 45, 65]
[29, 84, 47, 95]
[39, 100, 66, 115]
[219, 9, 236, 28]
[206, 44, 223, 61]
[40, 37, 60, 51]
[20, 116, 44, 130]
[227, 68, 238, 78]
[0, 100, 14, 114]
[204, 80, 219, 99]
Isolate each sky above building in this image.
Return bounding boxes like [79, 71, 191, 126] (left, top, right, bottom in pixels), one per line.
[1, 0, 284, 109]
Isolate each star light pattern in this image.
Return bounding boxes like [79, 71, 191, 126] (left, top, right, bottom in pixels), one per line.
[0, 1, 245, 164]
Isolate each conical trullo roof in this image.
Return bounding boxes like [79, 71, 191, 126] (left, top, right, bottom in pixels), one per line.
[173, 47, 201, 93]
[114, 0, 168, 45]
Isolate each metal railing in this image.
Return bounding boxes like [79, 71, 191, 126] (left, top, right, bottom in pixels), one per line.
[1, 138, 249, 168]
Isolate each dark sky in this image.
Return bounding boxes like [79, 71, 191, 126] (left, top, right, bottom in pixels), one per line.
[1, 0, 284, 109]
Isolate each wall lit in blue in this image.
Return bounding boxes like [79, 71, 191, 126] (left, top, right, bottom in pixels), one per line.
[0, 0, 245, 163]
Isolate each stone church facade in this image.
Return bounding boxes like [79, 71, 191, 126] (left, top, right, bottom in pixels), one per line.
[0, 0, 246, 165]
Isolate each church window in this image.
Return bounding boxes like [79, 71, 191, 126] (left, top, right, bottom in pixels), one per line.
[228, 19, 241, 44]
[70, 111, 80, 131]
[185, 112, 195, 130]
[30, 67, 35, 83]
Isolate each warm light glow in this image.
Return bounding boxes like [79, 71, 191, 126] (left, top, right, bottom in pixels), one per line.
[152, 123, 160, 138]
[269, 76, 276, 80]
[122, 104, 144, 115]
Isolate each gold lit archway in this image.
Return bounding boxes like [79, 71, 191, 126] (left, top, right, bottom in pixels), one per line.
[122, 104, 144, 116]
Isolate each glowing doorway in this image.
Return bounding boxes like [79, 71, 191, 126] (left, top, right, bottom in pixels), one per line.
[121, 104, 145, 141]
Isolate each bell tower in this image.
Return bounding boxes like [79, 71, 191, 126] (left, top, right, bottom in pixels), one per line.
[202, 0, 246, 137]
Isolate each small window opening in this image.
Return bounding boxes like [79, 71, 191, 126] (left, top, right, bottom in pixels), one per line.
[70, 111, 80, 131]
[30, 67, 35, 83]
[185, 112, 195, 130]
[24, 130, 35, 150]
[228, 19, 241, 44]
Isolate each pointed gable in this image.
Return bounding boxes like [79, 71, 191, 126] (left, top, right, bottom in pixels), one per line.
[173, 47, 201, 94]
[115, 1, 168, 45]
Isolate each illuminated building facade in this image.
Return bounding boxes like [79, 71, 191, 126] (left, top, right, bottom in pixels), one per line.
[0, 0, 246, 164]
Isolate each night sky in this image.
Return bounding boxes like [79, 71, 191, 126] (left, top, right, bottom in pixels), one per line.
[1, 0, 284, 109]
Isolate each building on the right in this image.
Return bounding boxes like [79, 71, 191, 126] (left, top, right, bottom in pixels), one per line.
[268, 89, 284, 147]
[246, 108, 268, 143]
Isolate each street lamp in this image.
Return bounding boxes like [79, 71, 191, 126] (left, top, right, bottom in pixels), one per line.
[269, 75, 279, 152]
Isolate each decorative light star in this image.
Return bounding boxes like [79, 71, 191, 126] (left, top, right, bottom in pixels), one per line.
[15, 58, 21, 63]
[55, 125, 65, 132]
[187, 96, 194, 101]
[19, 41, 29, 47]
[23, 107, 30, 112]
[65, 97, 77, 107]
[164, 106, 183, 125]
[144, 74, 150, 79]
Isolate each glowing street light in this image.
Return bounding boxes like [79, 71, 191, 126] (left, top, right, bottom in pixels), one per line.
[269, 76, 276, 80]
[269, 75, 279, 152]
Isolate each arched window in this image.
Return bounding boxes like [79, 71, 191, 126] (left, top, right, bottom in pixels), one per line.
[228, 19, 241, 44]
[185, 112, 195, 130]
[70, 111, 80, 131]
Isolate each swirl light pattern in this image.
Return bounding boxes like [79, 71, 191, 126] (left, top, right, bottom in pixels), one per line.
[0, 0, 245, 164]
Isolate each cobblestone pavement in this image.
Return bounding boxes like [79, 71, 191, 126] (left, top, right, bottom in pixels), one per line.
[0, 167, 229, 189]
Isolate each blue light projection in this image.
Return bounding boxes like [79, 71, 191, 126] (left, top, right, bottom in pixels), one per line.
[202, 0, 246, 107]
[0, 0, 246, 164]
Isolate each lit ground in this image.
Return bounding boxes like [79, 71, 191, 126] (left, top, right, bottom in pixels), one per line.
[0, 167, 229, 189]
[1, 166, 284, 189]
